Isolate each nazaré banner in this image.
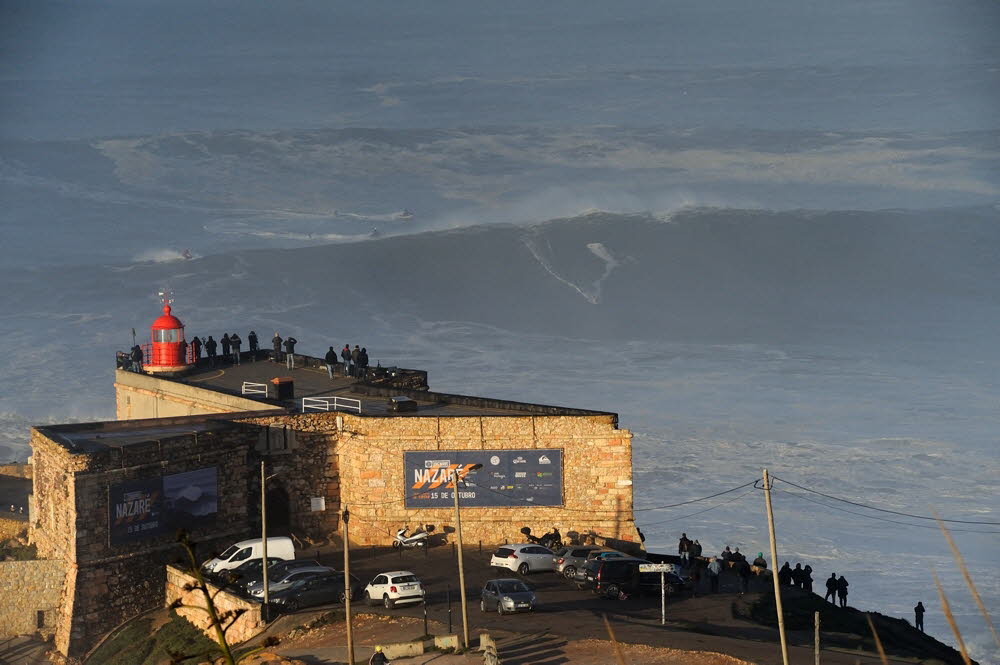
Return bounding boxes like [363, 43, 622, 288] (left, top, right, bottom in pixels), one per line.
[109, 477, 164, 544]
[108, 466, 219, 545]
[404, 450, 563, 508]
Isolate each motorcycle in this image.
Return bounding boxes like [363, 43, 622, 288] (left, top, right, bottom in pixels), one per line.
[393, 526, 429, 548]
[520, 526, 563, 550]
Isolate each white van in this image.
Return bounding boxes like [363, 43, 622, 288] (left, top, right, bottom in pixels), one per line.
[202, 537, 295, 574]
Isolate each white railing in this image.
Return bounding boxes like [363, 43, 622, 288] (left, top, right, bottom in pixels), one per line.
[242, 382, 269, 397]
[301, 396, 362, 414]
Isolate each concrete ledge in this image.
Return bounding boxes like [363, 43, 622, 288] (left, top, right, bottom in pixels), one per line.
[382, 639, 425, 659]
[434, 634, 459, 650]
[478, 631, 496, 652]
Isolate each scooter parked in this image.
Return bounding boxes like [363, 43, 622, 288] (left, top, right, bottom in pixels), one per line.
[393, 526, 429, 548]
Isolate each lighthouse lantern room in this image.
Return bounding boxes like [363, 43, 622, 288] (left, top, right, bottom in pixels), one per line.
[145, 292, 192, 374]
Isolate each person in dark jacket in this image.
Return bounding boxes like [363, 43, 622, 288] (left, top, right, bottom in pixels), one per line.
[691, 539, 703, 560]
[221, 333, 231, 360]
[803, 565, 813, 592]
[678, 533, 692, 565]
[836, 575, 849, 608]
[778, 562, 793, 586]
[369, 645, 389, 665]
[130, 345, 144, 372]
[248, 331, 259, 357]
[205, 336, 218, 367]
[271, 333, 283, 363]
[178, 339, 188, 364]
[914, 601, 925, 632]
[825, 573, 837, 603]
[325, 346, 338, 379]
[284, 335, 298, 369]
[351, 345, 361, 375]
[752, 553, 767, 570]
[191, 336, 202, 362]
[230, 333, 241, 365]
[736, 558, 752, 594]
[792, 563, 805, 588]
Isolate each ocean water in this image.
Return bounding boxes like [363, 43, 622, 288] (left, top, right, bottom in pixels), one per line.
[1, 0, 998, 660]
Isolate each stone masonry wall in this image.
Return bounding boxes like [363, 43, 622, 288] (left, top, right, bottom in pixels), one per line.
[336, 414, 639, 547]
[29, 425, 258, 657]
[0, 516, 27, 541]
[165, 565, 264, 645]
[0, 560, 66, 640]
[114, 369, 279, 420]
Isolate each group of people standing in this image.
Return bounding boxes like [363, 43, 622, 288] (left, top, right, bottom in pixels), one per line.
[778, 561, 815, 592]
[270, 333, 299, 369]
[823, 573, 851, 607]
[325, 344, 370, 379]
[189, 331, 261, 367]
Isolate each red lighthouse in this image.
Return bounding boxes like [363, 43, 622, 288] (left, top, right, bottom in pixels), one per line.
[145, 295, 191, 374]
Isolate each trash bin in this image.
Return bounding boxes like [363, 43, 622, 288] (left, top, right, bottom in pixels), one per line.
[270, 377, 294, 400]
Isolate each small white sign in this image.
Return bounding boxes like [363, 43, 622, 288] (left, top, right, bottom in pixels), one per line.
[310, 497, 326, 512]
[640, 563, 676, 573]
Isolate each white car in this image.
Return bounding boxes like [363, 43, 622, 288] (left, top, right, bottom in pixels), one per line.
[363, 570, 425, 609]
[490, 544, 557, 575]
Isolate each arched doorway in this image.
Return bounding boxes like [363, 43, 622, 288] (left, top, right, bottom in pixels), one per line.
[266, 486, 291, 536]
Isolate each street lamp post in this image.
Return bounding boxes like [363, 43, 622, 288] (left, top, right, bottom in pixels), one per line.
[452, 463, 482, 651]
[260, 462, 279, 623]
[342, 507, 355, 665]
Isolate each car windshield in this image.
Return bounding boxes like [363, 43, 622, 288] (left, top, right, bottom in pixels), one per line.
[392, 575, 418, 584]
[496, 581, 529, 594]
[218, 545, 239, 559]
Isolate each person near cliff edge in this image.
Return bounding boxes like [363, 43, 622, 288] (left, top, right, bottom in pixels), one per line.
[230, 332, 241, 365]
[825, 573, 837, 603]
[341, 344, 352, 376]
[221, 333, 231, 360]
[248, 330, 259, 359]
[914, 601, 925, 632]
[369, 645, 389, 665]
[284, 335, 298, 369]
[836, 575, 849, 608]
[706, 556, 722, 593]
[325, 346, 338, 379]
[205, 336, 218, 367]
[271, 333, 283, 363]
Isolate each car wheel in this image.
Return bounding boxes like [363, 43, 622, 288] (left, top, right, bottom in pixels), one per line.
[605, 584, 621, 599]
[339, 590, 350, 603]
[364, 591, 373, 606]
[392, 541, 400, 549]
[285, 599, 299, 612]
[563, 566, 576, 579]
[497, 602, 504, 616]
[517, 563, 530, 576]
[480, 599, 486, 613]
[383, 594, 395, 609]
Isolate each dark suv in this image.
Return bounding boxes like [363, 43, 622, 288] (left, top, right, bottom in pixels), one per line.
[582, 558, 690, 598]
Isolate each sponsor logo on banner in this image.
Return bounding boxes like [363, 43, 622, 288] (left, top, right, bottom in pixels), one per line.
[513, 456, 527, 464]
[539, 455, 551, 464]
[490, 456, 500, 465]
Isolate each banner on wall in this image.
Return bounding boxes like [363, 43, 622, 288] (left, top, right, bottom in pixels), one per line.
[109, 467, 218, 545]
[404, 450, 562, 508]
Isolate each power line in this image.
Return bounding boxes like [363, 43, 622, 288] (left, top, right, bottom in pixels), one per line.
[773, 487, 1000, 535]
[772, 475, 1000, 526]
[637, 488, 757, 528]
[633, 479, 760, 512]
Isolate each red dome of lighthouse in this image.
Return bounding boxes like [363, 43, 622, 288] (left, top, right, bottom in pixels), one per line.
[145, 301, 190, 373]
[152, 303, 184, 330]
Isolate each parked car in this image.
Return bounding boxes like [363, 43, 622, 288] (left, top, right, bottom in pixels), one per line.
[363, 571, 425, 609]
[269, 571, 363, 612]
[489, 544, 556, 575]
[581, 558, 691, 598]
[207, 556, 284, 586]
[480, 578, 536, 615]
[247, 565, 334, 598]
[566, 550, 627, 585]
[201, 537, 295, 574]
[239, 559, 323, 593]
[552, 546, 604, 579]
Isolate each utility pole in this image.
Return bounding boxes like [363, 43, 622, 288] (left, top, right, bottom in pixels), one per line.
[260, 461, 269, 623]
[452, 463, 482, 650]
[763, 468, 790, 665]
[814, 610, 821, 665]
[343, 507, 355, 665]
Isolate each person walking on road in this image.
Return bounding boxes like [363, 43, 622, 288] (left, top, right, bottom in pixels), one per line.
[271, 333, 283, 363]
[914, 601, 925, 632]
[284, 335, 298, 369]
[836, 575, 849, 608]
[369, 645, 389, 665]
[325, 346, 338, 379]
[824, 573, 838, 603]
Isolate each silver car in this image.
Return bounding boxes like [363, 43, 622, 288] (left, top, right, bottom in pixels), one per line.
[247, 565, 334, 598]
[480, 578, 536, 615]
[552, 546, 604, 579]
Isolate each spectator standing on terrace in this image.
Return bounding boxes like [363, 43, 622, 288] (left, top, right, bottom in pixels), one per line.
[678, 533, 692, 565]
[351, 345, 361, 375]
[248, 330, 259, 358]
[205, 336, 218, 367]
[803, 565, 814, 592]
[130, 345, 144, 372]
[836, 575, 849, 608]
[691, 539, 703, 560]
[359, 347, 370, 378]
[778, 562, 793, 586]
[325, 346, 338, 379]
[178, 339, 188, 364]
[752, 552, 767, 572]
[284, 335, 298, 369]
[191, 336, 202, 363]
[221, 333, 231, 360]
[825, 573, 838, 603]
[706, 557, 722, 593]
[721, 546, 733, 563]
[792, 563, 805, 588]
[736, 558, 752, 594]
[341, 344, 352, 376]
[230, 332, 241, 365]
[271, 333, 283, 363]
[914, 602, 925, 632]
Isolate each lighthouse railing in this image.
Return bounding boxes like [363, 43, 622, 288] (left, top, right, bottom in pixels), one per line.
[301, 396, 362, 414]
[242, 382, 269, 397]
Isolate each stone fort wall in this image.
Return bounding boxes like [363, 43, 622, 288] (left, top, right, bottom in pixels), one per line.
[0, 559, 64, 640]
